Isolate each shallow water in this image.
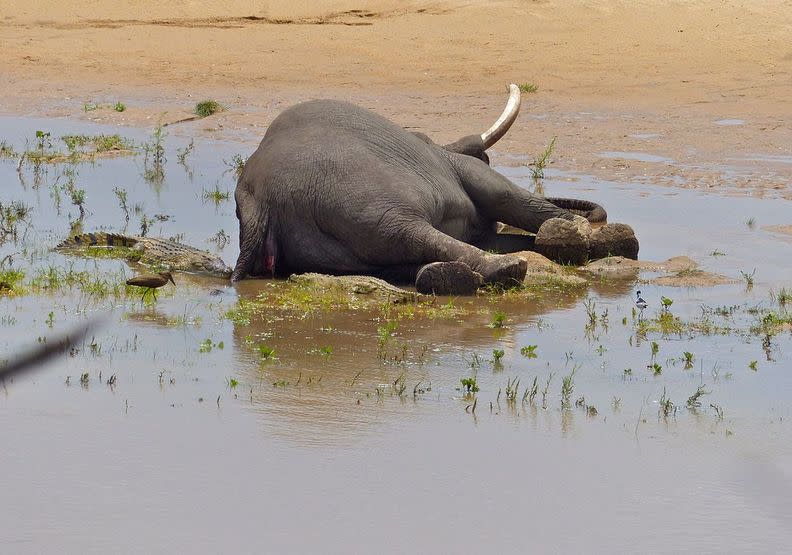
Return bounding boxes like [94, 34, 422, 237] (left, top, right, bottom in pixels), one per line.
[598, 150, 675, 164]
[1, 116, 791, 552]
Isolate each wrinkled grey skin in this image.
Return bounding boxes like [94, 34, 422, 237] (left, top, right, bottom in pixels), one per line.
[233, 100, 605, 292]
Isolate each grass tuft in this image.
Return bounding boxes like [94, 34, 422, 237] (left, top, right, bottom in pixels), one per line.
[195, 100, 225, 118]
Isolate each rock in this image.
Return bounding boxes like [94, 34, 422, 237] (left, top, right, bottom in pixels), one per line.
[648, 269, 735, 287]
[589, 223, 639, 260]
[534, 216, 591, 265]
[512, 250, 588, 287]
[580, 255, 700, 278]
[288, 273, 418, 304]
[579, 256, 642, 279]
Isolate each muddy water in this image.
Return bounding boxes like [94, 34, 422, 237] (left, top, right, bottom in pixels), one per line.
[1, 117, 791, 552]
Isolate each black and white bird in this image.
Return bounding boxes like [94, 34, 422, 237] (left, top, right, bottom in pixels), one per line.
[635, 290, 648, 313]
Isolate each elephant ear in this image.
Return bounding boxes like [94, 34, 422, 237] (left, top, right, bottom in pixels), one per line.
[442, 135, 490, 165]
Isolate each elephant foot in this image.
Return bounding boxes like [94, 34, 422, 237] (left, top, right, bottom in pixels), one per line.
[467, 254, 528, 289]
[534, 216, 591, 265]
[478, 254, 528, 287]
[589, 223, 639, 260]
[415, 261, 484, 295]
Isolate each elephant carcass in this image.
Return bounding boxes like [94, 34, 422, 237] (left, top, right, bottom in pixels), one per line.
[233, 85, 617, 294]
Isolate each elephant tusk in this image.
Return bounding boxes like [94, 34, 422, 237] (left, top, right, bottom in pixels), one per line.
[480, 83, 522, 149]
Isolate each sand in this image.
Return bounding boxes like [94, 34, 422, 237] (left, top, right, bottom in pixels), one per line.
[2, 0, 791, 196]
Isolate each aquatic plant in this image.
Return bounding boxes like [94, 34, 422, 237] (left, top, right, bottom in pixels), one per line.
[530, 136, 556, 179]
[505, 377, 520, 401]
[208, 229, 230, 249]
[113, 101, 126, 112]
[560, 367, 576, 409]
[0, 200, 31, 244]
[142, 126, 166, 184]
[658, 388, 676, 418]
[224, 154, 246, 178]
[177, 139, 194, 165]
[740, 269, 755, 288]
[524, 376, 538, 404]
[686, 385, 710, 409]
[257, 344, 276, 360]
[649, 362, 662, 375]
[489, 310, 507, 328]
[460, 376, 479, 394]
[202, 184, 230, 203]
[541, 372, 554, 409]
[113, 187, 130, 222]
[0, 141, 18, 158]
[520, 344, 538, 358]
[139, 214, 153, 237]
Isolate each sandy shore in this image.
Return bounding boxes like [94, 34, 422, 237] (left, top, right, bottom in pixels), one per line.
[2, 0, 791, 195]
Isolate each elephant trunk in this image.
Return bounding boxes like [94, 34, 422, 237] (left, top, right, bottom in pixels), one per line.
[545, 197, 608, 224]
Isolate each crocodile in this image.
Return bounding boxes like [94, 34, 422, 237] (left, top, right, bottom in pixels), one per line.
[56, 232, 232, 277]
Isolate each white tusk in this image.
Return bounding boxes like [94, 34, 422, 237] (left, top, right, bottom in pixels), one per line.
[480, 83, 522, 149]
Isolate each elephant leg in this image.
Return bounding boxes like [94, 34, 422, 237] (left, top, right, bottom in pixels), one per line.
[454, 156, 575, 233]
[408, 224, 527, 294]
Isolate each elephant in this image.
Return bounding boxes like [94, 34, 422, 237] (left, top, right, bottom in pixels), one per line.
[232, 85, 620, 295]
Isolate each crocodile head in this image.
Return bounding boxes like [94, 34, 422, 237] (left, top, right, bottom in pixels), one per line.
[172, 252, 233, 278]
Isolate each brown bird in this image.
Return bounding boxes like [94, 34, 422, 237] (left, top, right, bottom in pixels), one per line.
[126, 271, 175, 301]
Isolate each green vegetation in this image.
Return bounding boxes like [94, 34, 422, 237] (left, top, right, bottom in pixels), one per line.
[202, 184, 230, 203]
[257, 344, 277, 360]
[460, 376, 479, 394]
[686, 385, 710, 409]
[113, 187, 130, 222]
[177, 139, 194, 165]
[520, 344, 538, 358]
[224, 154, 246, 178]
[142, 126, 166, 184]
[745, 217, 756, 229]
[649, 362, 662, 376]
[113, 102, 126, 112]
[0, 268, 25, 295]
[561, 368, 575, 409]
[659, 388, 676, 418]
[489, 310, 507, 328]
[0, 141, 17, 158]
[740, 269, 755, 288]
[530, 137, 556, 179]
[195, 100, 225, 118]
[518, 83, 538, 93]
[505, 377, 520, 401]
[0, 200, 31, 244]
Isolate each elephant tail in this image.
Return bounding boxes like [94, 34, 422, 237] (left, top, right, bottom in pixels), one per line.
[231, 194, 277, 282]
[545, 197, 607, 224]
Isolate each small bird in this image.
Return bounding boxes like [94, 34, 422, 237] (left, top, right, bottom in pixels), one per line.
[635, 290, 648, 314]
[126, 271, 175, 301]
